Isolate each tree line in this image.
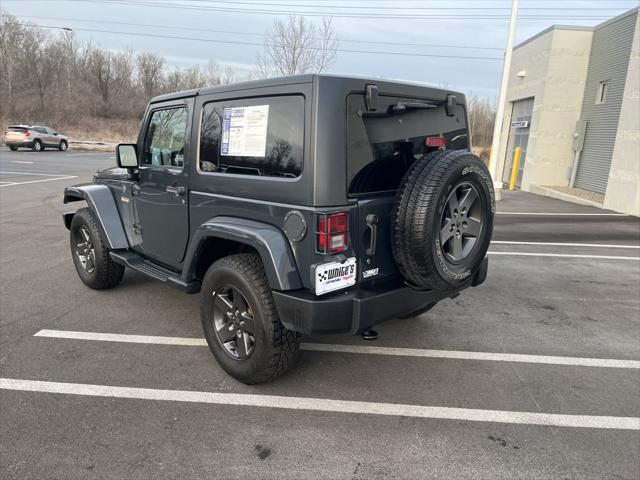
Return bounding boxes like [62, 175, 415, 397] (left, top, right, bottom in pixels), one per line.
[0, 12, 494, 148]
[0, 12, 239, 126]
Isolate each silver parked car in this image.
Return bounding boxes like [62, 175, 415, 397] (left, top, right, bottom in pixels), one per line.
[4, 125, 69, 152]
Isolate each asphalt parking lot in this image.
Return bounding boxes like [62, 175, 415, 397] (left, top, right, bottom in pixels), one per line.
[0, 147, 638, 479]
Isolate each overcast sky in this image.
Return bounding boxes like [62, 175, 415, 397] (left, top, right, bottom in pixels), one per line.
[3, 0, 638, 97]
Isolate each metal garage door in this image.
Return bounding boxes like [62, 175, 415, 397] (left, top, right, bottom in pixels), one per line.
[573, 10, 637, 193]
[502, 97, 534, 188]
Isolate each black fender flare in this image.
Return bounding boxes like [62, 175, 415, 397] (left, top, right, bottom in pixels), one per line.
[63, 184, 129, 250]
[183, 216, 302, 291]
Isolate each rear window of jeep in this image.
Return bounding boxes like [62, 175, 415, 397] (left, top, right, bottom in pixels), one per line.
[347, 94, 469, 195]
[199, 95, 304, 178]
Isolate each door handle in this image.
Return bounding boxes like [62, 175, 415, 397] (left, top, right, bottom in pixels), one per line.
[365, 214, 379, 256]
[166, 185, 186, 197]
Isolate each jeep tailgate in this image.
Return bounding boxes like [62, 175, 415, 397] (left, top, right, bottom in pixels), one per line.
[355, 195, 400, 285]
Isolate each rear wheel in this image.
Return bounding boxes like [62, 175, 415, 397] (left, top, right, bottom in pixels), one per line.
[32, 139, 43, 152]
[8, 146, 18, 151]
[201, 254, 300, 384]
[59, 140, 68, 151]
[70, 208, 125, 289]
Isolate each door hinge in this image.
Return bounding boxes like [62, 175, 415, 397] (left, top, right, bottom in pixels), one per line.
[133, 223, 142, 235]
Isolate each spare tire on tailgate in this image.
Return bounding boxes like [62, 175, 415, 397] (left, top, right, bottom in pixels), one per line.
[391, 150, 495, 290]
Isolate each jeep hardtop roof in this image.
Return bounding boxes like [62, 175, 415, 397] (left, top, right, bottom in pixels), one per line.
[149, 74, 465, 104]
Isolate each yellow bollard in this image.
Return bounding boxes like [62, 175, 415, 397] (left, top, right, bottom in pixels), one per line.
[509, 147, 522, 191]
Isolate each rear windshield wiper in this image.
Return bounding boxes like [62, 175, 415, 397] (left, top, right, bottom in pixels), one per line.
[389, 101, 438, 113]
[361, 101, 439, 117]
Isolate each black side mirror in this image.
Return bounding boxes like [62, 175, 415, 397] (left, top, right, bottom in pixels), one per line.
[116, 143, 139, 180]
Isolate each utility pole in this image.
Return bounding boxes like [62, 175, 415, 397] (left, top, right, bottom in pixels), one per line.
[488, 0, 519, 201]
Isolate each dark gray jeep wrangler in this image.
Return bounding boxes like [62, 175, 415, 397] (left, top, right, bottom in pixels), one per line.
[63, 75, 494, 384]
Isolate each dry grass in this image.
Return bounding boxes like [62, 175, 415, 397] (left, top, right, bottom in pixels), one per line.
[59, 117, 141, 145]
[472, 146, 490, 165]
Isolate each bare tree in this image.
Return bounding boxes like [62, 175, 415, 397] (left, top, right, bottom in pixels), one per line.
[256, 15, 338, 78]
[89, 49, 134, 116]
[0, 14, 26, 119]
[23, 31, 57, 113]
[222, 66, 236, 85]
[163, 69, 183, 93]
[467, 94, 496, 148]
[137, 52, 165, 99]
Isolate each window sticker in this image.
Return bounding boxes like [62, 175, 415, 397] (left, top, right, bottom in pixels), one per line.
[221, 105, 269, 157]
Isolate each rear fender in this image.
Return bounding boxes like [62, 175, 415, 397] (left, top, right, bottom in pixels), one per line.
[63, 184, 128, 250]
[183, 216, 302, 291]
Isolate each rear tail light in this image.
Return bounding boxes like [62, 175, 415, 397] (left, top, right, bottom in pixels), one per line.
[317, 212, 349, 254]
[23, 130, 31, 137]
[426, 136, 446, 148]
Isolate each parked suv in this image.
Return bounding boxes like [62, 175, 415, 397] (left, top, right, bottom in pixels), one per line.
[4, 125, 69, 151]
[63, 75, 494, 384]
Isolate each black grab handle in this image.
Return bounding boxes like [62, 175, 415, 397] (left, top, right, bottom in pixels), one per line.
[366, 214, 379, 256]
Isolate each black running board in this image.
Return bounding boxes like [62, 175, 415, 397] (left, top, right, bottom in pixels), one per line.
[110, 250, 200, 294]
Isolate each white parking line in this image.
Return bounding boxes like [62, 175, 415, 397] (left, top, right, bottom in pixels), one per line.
[68, 152, 113, 156]
[492, 241, 640, 249]
[35, 330, 207, 346]
[34, 330, 640, 369]
[497, 212, 628, 216]
[487, 251, 639, 261]
[0, 175, 78, 187]
[0, 170, 73, 176]
[11, 160, 33, 164]
[1, 378, 638, 430]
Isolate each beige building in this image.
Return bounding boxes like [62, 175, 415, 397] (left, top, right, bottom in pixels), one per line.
[495, 8, 639, 215]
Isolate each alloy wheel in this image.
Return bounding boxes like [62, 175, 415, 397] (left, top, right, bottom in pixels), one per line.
[212, 285, 256, 359]
[75, 226, 96, 274]
[439, 182, 484, 263]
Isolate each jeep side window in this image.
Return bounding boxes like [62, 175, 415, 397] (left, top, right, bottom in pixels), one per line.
[199, 95, 304, 178]
[142, 107, 188, 168]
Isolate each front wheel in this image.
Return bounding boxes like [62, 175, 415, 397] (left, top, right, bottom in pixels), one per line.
[70, 208, 125, 289]
[59, 140, 68, 151]
[201, 254, 300, 384]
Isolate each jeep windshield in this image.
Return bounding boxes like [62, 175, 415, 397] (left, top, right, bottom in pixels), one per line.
[347, 94, 469, 195]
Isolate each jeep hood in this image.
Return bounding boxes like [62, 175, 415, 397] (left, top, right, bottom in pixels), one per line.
[95, 167, 129, 180]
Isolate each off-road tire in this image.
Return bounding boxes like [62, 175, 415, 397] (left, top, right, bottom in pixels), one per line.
[9, 146, 18, 151]
[392, 150, 495, 290]
[59, 140, 68, 151]
[70, 208, 125, 289]
[201, 253, 300, 384]
[32, 139, 43, 152]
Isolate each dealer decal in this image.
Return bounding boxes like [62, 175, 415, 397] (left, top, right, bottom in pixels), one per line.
[315, 257, 357, 295]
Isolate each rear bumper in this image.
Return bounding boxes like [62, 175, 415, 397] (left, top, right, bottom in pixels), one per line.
[274, 258, 488, 335]
[5, 141, 32, 148]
